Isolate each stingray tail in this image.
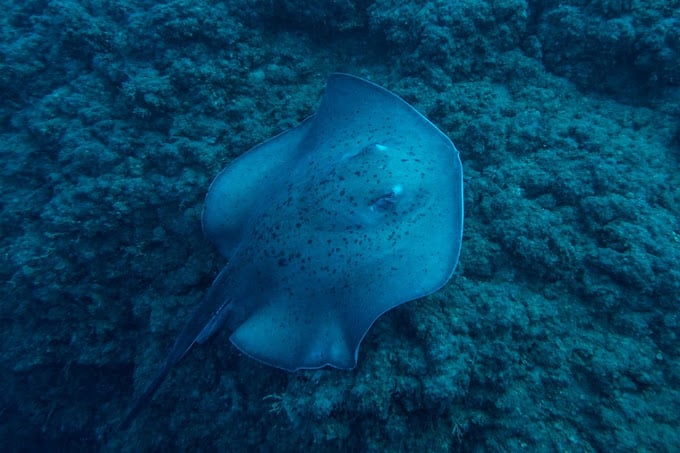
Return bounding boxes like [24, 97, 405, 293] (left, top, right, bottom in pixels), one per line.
[118, 361, 173, 431]
[116, 290, 232, 431]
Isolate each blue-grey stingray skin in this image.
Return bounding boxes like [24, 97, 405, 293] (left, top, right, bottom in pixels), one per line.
[120, 73, 463, 429]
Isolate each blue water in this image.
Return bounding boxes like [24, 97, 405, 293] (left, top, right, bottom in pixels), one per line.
[1, 0, 678, 451]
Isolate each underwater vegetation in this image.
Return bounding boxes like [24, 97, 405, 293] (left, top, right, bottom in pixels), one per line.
[0, 0, 678, 451]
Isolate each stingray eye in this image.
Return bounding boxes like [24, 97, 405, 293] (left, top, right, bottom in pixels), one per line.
[370, 184, 403, 212]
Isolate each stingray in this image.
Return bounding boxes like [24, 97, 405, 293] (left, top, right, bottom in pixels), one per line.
[120, 73, 463, 429]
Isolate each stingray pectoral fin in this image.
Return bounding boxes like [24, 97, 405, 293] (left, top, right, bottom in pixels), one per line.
[229, 301, 354, 371]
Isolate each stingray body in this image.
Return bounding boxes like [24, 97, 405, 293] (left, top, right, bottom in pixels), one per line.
[120, 73, 463, 429]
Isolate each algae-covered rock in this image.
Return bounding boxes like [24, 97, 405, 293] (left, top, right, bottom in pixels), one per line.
[1, 0, 679, 451]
